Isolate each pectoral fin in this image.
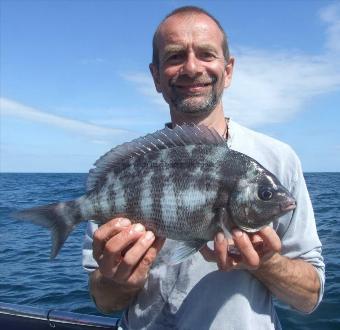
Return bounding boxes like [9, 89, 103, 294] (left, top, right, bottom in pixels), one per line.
[165, 240, 207, 265]
[215, 207, 233, 239]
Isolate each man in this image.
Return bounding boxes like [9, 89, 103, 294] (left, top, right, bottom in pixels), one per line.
[83, 6, 324, 329]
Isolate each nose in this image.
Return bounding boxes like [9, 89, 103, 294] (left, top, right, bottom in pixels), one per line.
[180, 52, 203, 77]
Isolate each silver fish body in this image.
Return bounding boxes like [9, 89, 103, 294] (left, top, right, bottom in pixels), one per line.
[14, 125, 296, 262]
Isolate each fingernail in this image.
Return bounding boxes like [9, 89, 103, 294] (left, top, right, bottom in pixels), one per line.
[216, 232, 225, 243]
[116, 218, 131, 227]
[232, 229, 243, 238]
[133, 223, 145, 232]
[144, 231, 154, 241]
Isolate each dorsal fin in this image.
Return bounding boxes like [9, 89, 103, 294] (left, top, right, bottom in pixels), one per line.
[86, 124, 226, 191]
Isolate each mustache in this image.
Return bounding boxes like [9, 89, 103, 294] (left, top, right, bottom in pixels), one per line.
[169, 75, 217, 87]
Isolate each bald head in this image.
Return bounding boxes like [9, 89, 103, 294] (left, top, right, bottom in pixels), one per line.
[152, 6, 230, 68]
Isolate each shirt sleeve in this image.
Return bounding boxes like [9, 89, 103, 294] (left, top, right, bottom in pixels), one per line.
[82, 220, 99, 272]
[277, 155, 325, 312]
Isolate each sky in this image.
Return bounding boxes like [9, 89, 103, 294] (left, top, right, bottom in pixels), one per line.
[1, 0, 340, 172]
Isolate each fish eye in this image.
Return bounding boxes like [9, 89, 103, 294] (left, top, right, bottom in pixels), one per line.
[258, 188, 273, 201]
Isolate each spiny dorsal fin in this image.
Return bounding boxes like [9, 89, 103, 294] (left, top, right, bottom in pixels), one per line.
[86, 124, 226, 192]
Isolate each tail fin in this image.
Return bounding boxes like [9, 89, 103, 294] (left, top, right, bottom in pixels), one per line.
[13, 201, 80, 258]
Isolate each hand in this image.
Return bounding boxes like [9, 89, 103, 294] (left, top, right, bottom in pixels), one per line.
[92, 217, 165, 290]
[200, 226, 281, 271]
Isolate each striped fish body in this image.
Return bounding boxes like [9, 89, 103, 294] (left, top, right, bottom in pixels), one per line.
[81, 144, 230, 242]
[14, 124, 296, 262]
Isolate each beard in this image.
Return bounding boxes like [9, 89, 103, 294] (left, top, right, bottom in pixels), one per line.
[169, 76, 223, 116]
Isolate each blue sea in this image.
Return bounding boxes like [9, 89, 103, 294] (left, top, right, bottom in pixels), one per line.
[0, 173, 339, 329]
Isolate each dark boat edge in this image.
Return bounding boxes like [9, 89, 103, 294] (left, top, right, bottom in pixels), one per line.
[0, 302, 119, 329]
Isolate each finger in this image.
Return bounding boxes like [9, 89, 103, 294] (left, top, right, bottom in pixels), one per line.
[127, 237, 166, 287]
[248, 234, 265, 256]
[214, 233, 228, 270]
[139, 237, 165, 271]
[225, 236, 243, 269]
[114, 231, 156, 282]
[92, 218, 131, 261]
[199, 244, 216, 262]
[232, 229, 260, 269]
[99, 224, 146, 277]
[249, 233, 263, 244]
[228, 234, 263, 257]
[151, 237, 166, 254]
[257, 226, 281, 253]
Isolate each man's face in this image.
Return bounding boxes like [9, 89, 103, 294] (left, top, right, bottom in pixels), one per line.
[150, 13, 234, 116]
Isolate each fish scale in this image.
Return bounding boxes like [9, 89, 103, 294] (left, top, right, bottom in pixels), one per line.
[13, 124, 296, 263]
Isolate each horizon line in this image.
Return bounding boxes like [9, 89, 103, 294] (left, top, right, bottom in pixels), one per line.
[1, 171, 339, 174]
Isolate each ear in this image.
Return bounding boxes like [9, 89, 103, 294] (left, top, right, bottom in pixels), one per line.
[149, 63, 162, 93]
[223, 57, 235, 89]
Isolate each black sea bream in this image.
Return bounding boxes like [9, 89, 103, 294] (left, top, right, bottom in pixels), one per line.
[14, 124, 296, 263]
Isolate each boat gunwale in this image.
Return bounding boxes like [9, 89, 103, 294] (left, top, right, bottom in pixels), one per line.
[0, 301, 119, 329]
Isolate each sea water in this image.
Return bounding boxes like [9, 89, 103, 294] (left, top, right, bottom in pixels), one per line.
[0, 173, 339, 329]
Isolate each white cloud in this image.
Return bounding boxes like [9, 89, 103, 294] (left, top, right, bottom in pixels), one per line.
[122, 72, 167, 108]
[224, 49, 340, 126]
[122, 3, 340, 128]
[224, 2, 340, 127]
[0, 98, 133, 138]
[320, 3, 340, 53]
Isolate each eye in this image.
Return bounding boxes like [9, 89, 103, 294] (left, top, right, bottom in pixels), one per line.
[258, 188, 273, 201]
[164, 52, 185, 64]
[199, 52, 216, 61]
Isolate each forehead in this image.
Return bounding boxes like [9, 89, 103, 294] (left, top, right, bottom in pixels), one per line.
[157, 13, 224, 51]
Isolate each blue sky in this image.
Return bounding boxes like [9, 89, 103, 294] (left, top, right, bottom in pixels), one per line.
[1, 0, 339, 172]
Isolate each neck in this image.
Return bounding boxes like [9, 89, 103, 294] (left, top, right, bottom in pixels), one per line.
[170, 105, 228, 138]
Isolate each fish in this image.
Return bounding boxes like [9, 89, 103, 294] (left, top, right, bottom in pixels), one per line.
[13, 124, 296, 264]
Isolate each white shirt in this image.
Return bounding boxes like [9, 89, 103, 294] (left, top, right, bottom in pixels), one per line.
[83, 119, 325, 330]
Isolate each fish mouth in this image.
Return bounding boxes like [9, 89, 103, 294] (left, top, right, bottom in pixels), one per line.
[280, 200, 297, 212]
